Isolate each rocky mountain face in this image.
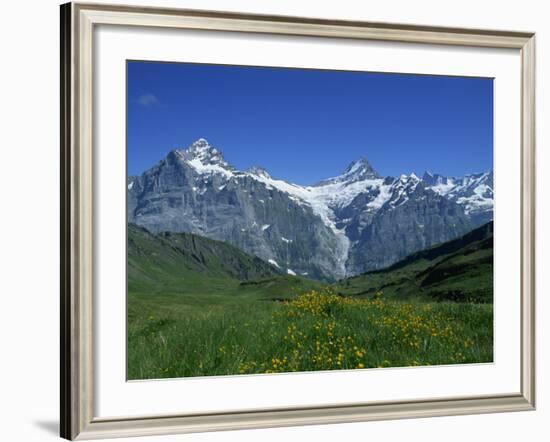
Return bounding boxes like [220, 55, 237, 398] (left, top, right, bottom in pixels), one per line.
[128, 138, 493, 281]
[422, 171, 494, 226]
[335, 221, 494, 303]
[344, 174, 474, 274]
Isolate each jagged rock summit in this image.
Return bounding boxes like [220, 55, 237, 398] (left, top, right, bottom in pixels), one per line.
[317, 157, 380, 186]
[171, 138, 234, 173]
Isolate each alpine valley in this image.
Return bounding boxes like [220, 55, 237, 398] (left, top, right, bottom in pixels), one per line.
[128, 138, 493, 281]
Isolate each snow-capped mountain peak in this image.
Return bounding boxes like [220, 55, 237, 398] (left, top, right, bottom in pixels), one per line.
[174, 138, 234, 177]
[191, 137, 209, 147]
[422, 171, 451, 189]
[316, 157, 380, 186]
[422, 170, 493, 223]
[247, 166, 272, 180]
[385, 173, 423, 207]
[344, 157, 378, 175]
[178, 138, 226, 162]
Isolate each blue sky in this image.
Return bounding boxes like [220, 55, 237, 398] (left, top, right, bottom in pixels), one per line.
[128, 61, 493, 185]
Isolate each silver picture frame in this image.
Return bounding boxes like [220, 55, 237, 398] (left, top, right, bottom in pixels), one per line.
[60, 2, 536, 440]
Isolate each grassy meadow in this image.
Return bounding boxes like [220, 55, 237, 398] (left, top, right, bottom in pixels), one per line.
[127, 224, 493, 380]
[128, 286, 493, 379]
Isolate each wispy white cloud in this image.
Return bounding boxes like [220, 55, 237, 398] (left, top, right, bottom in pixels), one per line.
[136, 93, 159, 107]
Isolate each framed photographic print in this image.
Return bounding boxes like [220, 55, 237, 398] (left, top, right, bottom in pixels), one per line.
[60, 2, 536, 440]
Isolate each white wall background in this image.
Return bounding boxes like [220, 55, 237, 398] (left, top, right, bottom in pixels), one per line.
[0, 0, 546, 441]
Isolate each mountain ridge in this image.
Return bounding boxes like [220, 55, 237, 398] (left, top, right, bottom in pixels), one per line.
[334, 221, 493, 303]
[128, 138, 493, 280]
[128, 222, 281, 286]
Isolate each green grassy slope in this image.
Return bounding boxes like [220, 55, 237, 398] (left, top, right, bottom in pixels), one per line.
[128, 224, 322, 308]
[129, 291, 493, 379]
[334, 222, 493, 303]
[129, 223, 281, 285]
